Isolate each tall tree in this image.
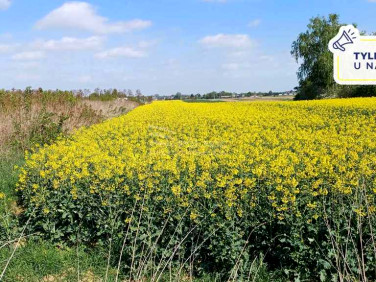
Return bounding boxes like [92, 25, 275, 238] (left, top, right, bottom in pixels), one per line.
[291, 14, 344, 100]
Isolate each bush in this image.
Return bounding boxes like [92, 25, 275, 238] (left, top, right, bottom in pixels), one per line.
[11, 109, 68, 151]
[17, 99, 376, 280]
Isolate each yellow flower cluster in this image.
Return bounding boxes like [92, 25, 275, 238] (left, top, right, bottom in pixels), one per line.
[17, 98, 376, 221]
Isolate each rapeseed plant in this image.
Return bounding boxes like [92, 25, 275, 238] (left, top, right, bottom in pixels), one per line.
[15, 98, 376, 280]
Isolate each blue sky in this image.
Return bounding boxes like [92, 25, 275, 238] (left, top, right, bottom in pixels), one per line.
[0, 0, 375, 95]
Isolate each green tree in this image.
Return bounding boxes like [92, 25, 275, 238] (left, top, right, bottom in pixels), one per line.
[291, 14, 344, 100]
[174, 92, 182, 100]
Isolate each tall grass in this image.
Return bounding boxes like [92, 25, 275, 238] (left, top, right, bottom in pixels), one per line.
[0, 88, 139, 153]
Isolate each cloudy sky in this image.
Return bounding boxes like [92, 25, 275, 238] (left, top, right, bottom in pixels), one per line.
[0, 0, 375, 94]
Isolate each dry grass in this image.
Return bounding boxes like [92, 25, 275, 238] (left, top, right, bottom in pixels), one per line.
[82, 98, 137, 119]
[0, 90, 138, 153]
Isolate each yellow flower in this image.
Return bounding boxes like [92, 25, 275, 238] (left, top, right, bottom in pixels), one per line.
[354, 208, 366, 217]
[190, 211, 199, 221]
[15, 98, 376, 224]
[171, 185, 181, 196]
[307, 202, 317, 209]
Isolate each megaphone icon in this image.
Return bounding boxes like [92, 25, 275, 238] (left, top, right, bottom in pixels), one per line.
[332, 29, 357, 52]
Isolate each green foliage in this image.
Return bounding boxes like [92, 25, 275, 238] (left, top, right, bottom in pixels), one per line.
[0, 153, 24, 245]
[2, 153, 270, 281]
[29, 111, 68, 147]
[17, 170, 376, 280]
[0, 239, 117, 281]
[11, 108, 68, 151]
[88, 88, 125, 101]
[291, 14, 342, 100]
[88, 88, 152, 104]
[0, 152, 23, 203]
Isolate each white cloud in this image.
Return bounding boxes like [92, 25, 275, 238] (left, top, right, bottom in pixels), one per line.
[35, 2, 152, 34]
[0, 0, 11, 10]
[33, 36, 104, 51]
[199, 34, 253, 48]
[95, 47, 147, 59]
[0, 44, 12, 53]
[248, 19, 261, 28]
[12, 51, 45, 61]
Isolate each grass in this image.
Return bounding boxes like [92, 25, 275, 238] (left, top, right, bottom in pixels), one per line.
[0, 240, 118, 281]
[0, 235, 273, 281]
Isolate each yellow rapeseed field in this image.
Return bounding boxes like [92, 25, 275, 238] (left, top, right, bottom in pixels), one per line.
[17, 98, 376, 223]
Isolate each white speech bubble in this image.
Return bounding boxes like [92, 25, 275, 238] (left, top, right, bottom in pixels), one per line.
[329, 25, 376, 85]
